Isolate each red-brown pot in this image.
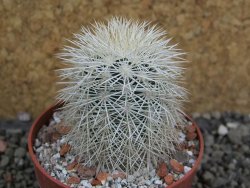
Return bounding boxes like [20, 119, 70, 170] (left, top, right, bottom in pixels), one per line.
[28, 103, 204, 188]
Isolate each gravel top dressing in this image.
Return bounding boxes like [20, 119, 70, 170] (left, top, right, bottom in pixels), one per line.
[32, 111, 199, 188]
[0, 112, 250, 188]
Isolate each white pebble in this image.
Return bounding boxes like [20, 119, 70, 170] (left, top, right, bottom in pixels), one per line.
[116, 177, 122, 183]
[131, 183, 137, 188]
[115, 184, 122, 188]
[62, 161, 67, 167]
[44, 163, 50, 169]
[121, 179, 127, 185]
[178, 137, 185, 143]
[17, 112, 31, 122]
[35, 139, 41, 147]
[55, 164, 63, 171]
[38, 153, 43, 161]
[178, 132, 186, 139]
[60, 137, 67, 144]
[52, 153, 60, 160]
[49, 120, 56, 127]
[186, 150, 193, 156]
[184, 166, 192, 174]
[62, 169, 68, 175]
[189, 158, 195, 165]
[226, 122, 239, 129]
[44, 142, 49, 147]
[179, 174, 184, 179]
[144, 179, 151, 186]
[53, 112, 61, 123]
[133, 171, 140, 177]
[36, 146, 43, 153]
[218, 125, 228, 136]
[80, 180, 92, 187]
[154, 179, 163, 185]
[127, 175, 134, 182]
[149, 169, 156, 178]
[107, 176, 113, 181]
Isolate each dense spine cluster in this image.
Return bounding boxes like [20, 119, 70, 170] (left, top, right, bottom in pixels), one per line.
[57, 17, 186, 174]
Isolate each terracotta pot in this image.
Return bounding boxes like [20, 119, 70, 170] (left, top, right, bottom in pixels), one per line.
[28, 103, 204, 188]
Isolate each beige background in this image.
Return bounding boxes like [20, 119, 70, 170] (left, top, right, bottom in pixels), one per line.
[0, 0, 249, 118]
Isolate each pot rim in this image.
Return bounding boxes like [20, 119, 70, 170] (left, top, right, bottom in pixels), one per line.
[28, 103, 204, 188]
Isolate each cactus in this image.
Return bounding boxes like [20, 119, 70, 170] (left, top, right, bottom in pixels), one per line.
[57, 17, 187, 174]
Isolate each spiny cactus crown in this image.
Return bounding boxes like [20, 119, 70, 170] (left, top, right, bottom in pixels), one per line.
[57, 17, 187, 174]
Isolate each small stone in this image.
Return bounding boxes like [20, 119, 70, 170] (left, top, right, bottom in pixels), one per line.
[173, 151, 189, 163]
[52, 153, 60, 160]
[187, 132, 197, 140]
[177, 142, 187, 150]
[17, 112, 31, 122]
[96, 172, 109, 184]
[62, 168, 68, 175]
[106, 175, 113, 181]
[53, 112, 61, 123]
[189, 159, 195, 165]
[211, 111, 221, 119]
[144, 179, 151, 185]
[170, 159, 184, 174]
[218, 125, 228, 136]
[205, 134, 214, 147]
[80, 180, 91, 187]
[3, 172, 12, 182]
[154, 179, 163, 185]
[60, 144, 71, 156]
[55, 164, 63, 171]
[67, 176, 81, 184]
[178, 132, 186, 139]
[228, 129, 242, 144]
[127, 174, 134, 182]
[149, 169, 156, 178]
[226, 122, 239, 129]
[77, 165, 96, 178]
[115, 177, 122, 183]
[157, 162, 168, 178]
[116, 184, 122, 188]
[112, 171, 126, 179]
[121, 179, 127, 186]
[51, 132, 61, 142]
[56, 124, 72, 135]
[184, 166, 192, 174]
[14, 147, 26, 158]
[0, 140, 7, 153]
[34, 139, 41, 147]
[91, 178, 102, 186]
[186, 150, 193, 156]
[164, 174, 174, 185]
[202, 113, 211, 119]
[66, 161, 78, 171]
[0, 156, 10, 167]
[213, 177, 227, 187]
[195, 117, 212, 132]
[186, 124, 196, 133]
[203, 171, 214, 183]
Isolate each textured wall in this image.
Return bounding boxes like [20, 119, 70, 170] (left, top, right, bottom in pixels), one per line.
[0, 0, 249, 118]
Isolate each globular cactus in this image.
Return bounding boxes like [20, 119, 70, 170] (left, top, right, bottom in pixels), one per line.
[57, 17, 187, 174]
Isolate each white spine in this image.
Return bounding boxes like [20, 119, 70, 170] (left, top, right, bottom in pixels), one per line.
[57, 17, 187, 174]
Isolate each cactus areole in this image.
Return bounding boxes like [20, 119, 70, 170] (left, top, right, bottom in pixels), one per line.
[57, 17, 187, 174]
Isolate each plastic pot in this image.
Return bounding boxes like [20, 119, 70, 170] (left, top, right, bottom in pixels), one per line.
[28, 103, 204, 188]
